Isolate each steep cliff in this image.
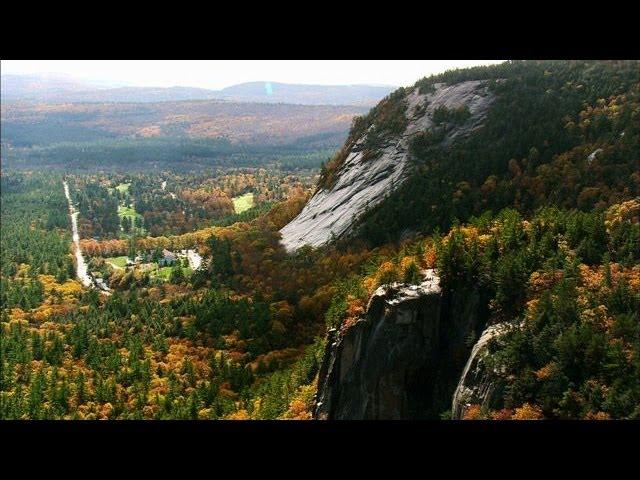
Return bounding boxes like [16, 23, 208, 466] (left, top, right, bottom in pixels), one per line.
[280, 81, 495, 251]
[306, 61, 640, 420]
[451, 323, 513, 419]
[314, 270, 490, 419]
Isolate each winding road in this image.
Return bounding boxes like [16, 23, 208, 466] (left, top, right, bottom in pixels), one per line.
[63, 180, 111, 294]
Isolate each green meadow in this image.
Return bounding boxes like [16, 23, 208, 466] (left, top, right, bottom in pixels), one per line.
[233, 192, 254, 214]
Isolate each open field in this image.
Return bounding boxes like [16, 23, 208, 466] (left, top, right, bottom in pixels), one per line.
[118, 205, 138, 218]
[105, 256, 127, 268]
[150, 266, 172, 280]
[116, 183, 130, 194]
[149, 265, 193, 281]
[117, 204, 146, 237]
[233, 193, 254, 214]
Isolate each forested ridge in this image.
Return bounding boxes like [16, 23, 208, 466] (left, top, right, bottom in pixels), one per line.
[1, 60, 638, 419]
[1, 97, 363, 172]
[329, 60, 640, 418]
[1, 100, 366, 147]
[352, 60, 640, 245]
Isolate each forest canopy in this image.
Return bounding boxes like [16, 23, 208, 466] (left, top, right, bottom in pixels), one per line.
[2, 60, 639, 420]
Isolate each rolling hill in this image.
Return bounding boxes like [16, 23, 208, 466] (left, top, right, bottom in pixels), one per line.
[1, 74, 395, 105]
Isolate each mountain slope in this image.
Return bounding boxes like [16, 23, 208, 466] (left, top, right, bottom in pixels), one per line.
[313, 200, 640, 419]
[0, 73, 105, 99]
[281, 60, 640, 251]
[280, 80, 495, 250]
[217, 82, 395, 106]
[277, 60, 640, 420]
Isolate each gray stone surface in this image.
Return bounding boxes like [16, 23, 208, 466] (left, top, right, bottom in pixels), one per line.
[314, 269, 488, 420]
[587, 148, 603, 163]
[451, 322, 514, 419]
[280, 81, 495, 252]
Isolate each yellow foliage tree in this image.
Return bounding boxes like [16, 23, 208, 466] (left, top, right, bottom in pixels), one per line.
[512, 403, 544, 420]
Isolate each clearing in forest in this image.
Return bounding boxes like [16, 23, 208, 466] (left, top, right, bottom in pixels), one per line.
[150, 265, 193, 281]
[118, 205, 138, 219]
[116, 183, 131, 194]
[105, 256, 128, 268]
[233, 192, 254, 214]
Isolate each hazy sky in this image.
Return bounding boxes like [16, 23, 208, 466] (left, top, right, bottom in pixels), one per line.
[1, 60, 504, 89]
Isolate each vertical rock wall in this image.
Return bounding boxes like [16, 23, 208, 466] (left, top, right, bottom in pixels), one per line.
[314, 270, 490, 420]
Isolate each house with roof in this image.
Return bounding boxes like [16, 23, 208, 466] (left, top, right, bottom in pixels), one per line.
[159, 249, 177, 266]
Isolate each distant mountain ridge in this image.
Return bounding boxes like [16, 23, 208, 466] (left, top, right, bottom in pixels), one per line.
[1, 74, 395, 106]
[217, 82, 396, 106]
[1, 73, 105, 97]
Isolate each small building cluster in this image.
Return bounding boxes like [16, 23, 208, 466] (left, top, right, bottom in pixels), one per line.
[127, 248, 203, 270]
[159, 249, 177, 266]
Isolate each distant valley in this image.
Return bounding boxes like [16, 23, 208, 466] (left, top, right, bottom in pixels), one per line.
[0, 74, 385, 171]
[1, 100, 367, 147]
[1, 74, 395, 105]
[2, 61, 638, 421]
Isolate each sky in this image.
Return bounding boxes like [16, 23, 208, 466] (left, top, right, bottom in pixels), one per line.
[1, 60, 504, 90]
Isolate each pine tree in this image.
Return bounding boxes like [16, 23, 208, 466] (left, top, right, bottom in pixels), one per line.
[76, 371, 86, 406]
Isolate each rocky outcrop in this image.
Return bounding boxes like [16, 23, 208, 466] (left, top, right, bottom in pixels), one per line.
[314, 270, 490, 419]
[280, 80, 495, 252]
[451, 323, 513, 419]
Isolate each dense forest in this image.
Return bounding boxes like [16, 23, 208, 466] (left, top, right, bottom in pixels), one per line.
[1, 60, 638, 420]
[353, 60, 639, 245]
[1, 100, 366, 147]
[0, 170, 371, 419]
[0, 97, 363, 172]
[1, 138, 335, 172]
[61, 169, 316, 241]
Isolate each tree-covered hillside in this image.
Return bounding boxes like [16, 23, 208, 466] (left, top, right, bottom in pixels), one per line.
[2, 61, 638, 420]
[310, 60, 640, 419]
[345, 60, 640, 245]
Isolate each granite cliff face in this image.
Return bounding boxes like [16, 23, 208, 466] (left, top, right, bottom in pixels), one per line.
[280, 80, 495, 252]
[314, 270, 491, 420]
[287, 78, 506, 419]
[451, 323, 513, 419]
